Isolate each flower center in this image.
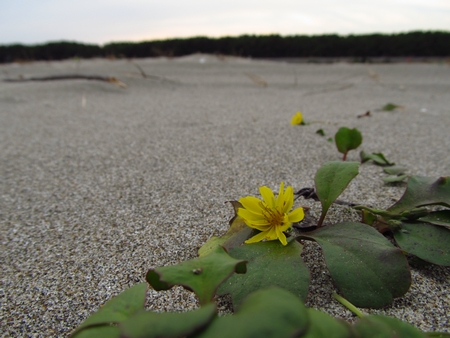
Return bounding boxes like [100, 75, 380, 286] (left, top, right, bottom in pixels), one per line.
[260, 202, 284, 227]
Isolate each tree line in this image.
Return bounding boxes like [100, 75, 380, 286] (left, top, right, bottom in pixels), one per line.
[1, 31, 449, 63]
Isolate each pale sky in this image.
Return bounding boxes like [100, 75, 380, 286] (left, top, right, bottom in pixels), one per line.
[1, 0, 449, 45]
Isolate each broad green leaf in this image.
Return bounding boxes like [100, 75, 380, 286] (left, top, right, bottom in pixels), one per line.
[353, 315, 426, 338]
[383, 166, 407, 175]
[335, 127, 362, 160]
[217, 240, 309, 310]
[71, 283, 147, 337]
[146, 246, 247, 305]
[382, 174, 409, 183]
[315, 161, 360, 227]
[119, 303, 216, 338]
[299, 222, 411, 308]
[302, 309, 353, 338]
[388, 176, 450, 214]
[197, 287, 309, 338]
[418, 210, 450, 228]
[199, 201, 253, 257]
[393, 222, 450, 266]
[360, 151, 394, 166]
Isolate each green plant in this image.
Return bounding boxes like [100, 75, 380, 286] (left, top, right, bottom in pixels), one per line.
[72, 163, 450, 337]
[335, 127, 363, 160]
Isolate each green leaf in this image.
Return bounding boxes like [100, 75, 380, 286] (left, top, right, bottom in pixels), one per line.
[382, 174, 409, 183]
[380, 103, 402, 111]
[353, 315, 426, 338]
[316, 128, 326, 136]
[315, 161, 360, 227]
[360, 151, 394, 166]
[217, 240, 309, 310]
[197, 287, 309, 338]
[418, 210, 450, 228]
[388, 176, 450, 214]
[383, 166, 407, 175]
[393, 222, 450, 266]
[299, 222, 411, 308]
[335, 127, 362, 160]
[119, 303, 216, 338]
[71, 283, 147, 337]
[198, 236, 227, 257]
[303, 309, 353, 338]
[146, 246, 246, 305]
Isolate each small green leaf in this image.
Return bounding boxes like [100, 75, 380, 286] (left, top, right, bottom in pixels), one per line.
[353, 206, 396, 218]
[119, 303, 216, 338]
[197, 287, 309, 338]
[388, 176, 450, 214]
[382, 174, 409, 183]
[217, 240, 309, 310]
[400, 207, 430, 220]
[354, 315, 426, 338]
[380, 103, 402, 111]
[299, 222, 411, 308]
[315, 161, 360, 227]
[316, 128, 326, 136]
[383, 166, 407, 175]
[303, 309, 353, 338]
[335, 127, 362, 160]
[393, 222, 450, 266]
[418, 210, 450, 228]
[360, 209, 378, 226]
[71, 283, 147, 337]
[146, 246, 247, 305]
[360, 151, 394, 166]
[327, 137, 333, 142]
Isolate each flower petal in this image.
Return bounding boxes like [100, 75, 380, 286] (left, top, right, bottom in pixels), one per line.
[276, 182, 285, 206]
[245, 230, 270, 244]
[260, 186, 275, 208]
[276, 226, 288, 246]
[288, 207, 305, 223]
[238, 208, 266, 222]
[278, 215, 292, 232]
[239, 196, 264, 215]
[281, 186, 294, 214]
[265, 226, 278, 241]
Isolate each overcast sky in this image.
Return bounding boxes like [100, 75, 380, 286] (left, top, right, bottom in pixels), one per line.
[1, 0, 449, 45]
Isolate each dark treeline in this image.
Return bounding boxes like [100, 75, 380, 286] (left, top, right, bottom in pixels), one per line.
[1, 31, 449, 63]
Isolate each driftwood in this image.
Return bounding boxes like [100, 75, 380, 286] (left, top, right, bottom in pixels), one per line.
[3, 74, 127, 88]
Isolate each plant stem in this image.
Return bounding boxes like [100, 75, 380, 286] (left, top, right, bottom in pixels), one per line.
[317, 213, 326, 228]
[333, 293, 365, 318]
[342, 152, 347, 161]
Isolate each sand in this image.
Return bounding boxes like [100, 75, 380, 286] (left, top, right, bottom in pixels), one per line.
[1, 55, 449, 336]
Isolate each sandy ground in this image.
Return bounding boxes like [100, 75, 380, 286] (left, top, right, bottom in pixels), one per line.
[1, 55, 449, 336]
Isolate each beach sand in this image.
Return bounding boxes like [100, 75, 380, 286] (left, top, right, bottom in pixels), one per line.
[1, 55, 449, 336]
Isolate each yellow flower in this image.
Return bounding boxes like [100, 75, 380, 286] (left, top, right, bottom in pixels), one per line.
[238, 182, 305, 246]
[290, 112, 303, 125]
